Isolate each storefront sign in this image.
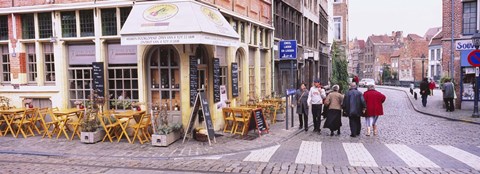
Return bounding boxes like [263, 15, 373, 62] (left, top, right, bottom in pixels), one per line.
[190, 56, 198, 106]
[107, 44, 137, 64]
[456, 40, 475, 51]
[92, 62, 105, 97]
[68, 45, 95, 65]
[231, 63, 239, 97]
[279, 40, 297, 59]
[213, 58, 221, 103]
[183, 91, 215, 145]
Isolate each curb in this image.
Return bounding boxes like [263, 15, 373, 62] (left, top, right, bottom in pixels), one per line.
[377, 86, 480, 125]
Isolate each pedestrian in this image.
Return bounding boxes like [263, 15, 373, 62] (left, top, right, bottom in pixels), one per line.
[353, 75, 359, 86]
[419, 78, 430, 107]
[323, 85, 343, 136]
[342, 82, 366, 137]
[429, 79, 436, 96]
[442, 78, 455, 112]
[295, 83, 309, 131]
[363, 84, 386, 136]
[307, 79, 326, 134]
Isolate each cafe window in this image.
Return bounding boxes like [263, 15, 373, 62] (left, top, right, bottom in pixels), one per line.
[149, 47, 181, 111]
[80, 10, 94, 37]
[61, 11, 77, 37]
[26, 44, 37, 84]
[120, 7, 132, 28]
[248, 49, 255, 98]
[38, 12, 52, 39]
[260, 52, 266, 97]
[220, 67, 227, 86]
[1, 45, 10, 83]
[21, 14, 35, 39]
[0, 15, 7, 40]
[235, 51, 243, 103]
[101, 8, 117, 36]
[108, 65, 138, 110]
[44, 43, 55, 83]
[68, 65, 92, 105]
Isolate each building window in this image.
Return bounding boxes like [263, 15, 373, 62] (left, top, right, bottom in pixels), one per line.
[38, 12, 52, 39]
[68, 65, 92, 105]
[240, 22, 245, 43]
[61, 11, 77, 37]
[149, 47, 180, 111]
[463, 1, 477, 35]
[220, 66, 227, 86]
[26, 44, 37, 84]
[260, 52, 266, 97]
[1, 45, 10, 83]
[44, 43, 55, 83]
[252, 26, 257, 45]
[108, 65, 139, 110]
[21, 14, 35, 39]
[120, 7, 131, 28]
[0, 16, 8, 40]
[430, 49, 435, 60]
[101, 8, 117, 36]
[436, 49, 441, 61]
[333, 17, 341, 40]
[80, 10, 94, 37]
[334, 0, 342, 3]
[249, 49, 255, 99]
[236, 51, 243, 103]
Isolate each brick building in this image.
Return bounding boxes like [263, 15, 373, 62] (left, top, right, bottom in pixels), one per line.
[332, 0, 348, 47]
[348, 38, 364, 76]
[0, 0, 274, 130]
[397, 34, 429, 83]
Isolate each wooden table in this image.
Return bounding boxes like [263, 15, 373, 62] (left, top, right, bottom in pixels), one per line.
[223, 107, 255, 136]
[114, 110, 146, 143]
[0, 108, 26, 137]
[53, 108, 84, 139]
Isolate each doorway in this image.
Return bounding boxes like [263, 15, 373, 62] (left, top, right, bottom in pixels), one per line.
[196, 46, 209, 93]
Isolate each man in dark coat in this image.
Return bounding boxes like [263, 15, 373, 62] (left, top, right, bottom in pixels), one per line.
[419, 78, 430, 107]
[442, 78, 455, 112]
[342, 82, 366, 137]
[295, 83, 309, 131]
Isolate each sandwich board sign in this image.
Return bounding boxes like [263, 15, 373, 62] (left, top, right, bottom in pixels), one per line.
[183, 91, 216, 145]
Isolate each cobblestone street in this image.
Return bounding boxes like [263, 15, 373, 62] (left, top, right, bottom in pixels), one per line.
[1, 88, 480, 173]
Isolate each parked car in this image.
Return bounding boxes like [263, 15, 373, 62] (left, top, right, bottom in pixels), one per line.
[359, 78, 375, 87]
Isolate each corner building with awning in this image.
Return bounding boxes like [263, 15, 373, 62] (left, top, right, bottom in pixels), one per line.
[0, 0, 274, 131]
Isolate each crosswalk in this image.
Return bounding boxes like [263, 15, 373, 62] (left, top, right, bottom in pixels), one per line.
[198, 141, 480, 170]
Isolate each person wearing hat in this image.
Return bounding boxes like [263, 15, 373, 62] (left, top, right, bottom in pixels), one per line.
[307, 79, 326, 133]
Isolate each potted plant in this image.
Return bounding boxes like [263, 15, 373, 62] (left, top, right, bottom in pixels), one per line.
[24, 98, 33, 108]
[80, 89, 105, 144]
[74, 100, 84, 109]
[151, 103, 183, 147]
[0, 96, 11, 109]
[131, 102, 144, 111]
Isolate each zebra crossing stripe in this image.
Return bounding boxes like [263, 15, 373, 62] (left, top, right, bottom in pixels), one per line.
[385, 144, 439, 168]
[431, 145, 480, 170]
[295, 141, 322, 165]
[243, 145, 280, 162]
[343, 143, 378, 167]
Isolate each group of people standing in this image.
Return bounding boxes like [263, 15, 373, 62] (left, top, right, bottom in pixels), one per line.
[418, 77, 455, 112]
[295, 80, 386, 137]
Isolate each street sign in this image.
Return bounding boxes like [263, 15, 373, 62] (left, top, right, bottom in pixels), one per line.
[279, 40, 297, 59]
[467, 50, 480, 67]
[476, 67, 479, 77]
[286, 88, 296, 95]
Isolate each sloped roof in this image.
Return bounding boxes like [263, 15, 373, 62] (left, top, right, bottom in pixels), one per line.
[429, 30, 443, 46]
[407, 34, 425, 42]
[368, 35, 394, 44]
[358, 40, 365, 49]
[424, 27, 441, 39]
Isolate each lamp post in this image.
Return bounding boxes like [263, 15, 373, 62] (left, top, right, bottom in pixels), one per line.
[471, 32, 480, 117]
[421, 54, 426, 80]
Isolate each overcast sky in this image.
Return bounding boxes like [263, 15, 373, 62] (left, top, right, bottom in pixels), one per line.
[349, 0, 442, 40]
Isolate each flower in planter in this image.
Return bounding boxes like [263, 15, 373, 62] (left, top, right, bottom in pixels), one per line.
[152, 103, 182, 135]
[0, 96, 11, 109]
[24, 98, 33, 108]
[131, 102, 145, 111]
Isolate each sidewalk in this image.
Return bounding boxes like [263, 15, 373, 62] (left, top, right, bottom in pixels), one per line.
[0, 110, 310, 159]
[377, 86, 480, 124]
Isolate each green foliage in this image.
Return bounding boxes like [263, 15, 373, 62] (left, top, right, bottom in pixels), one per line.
[440, 75, 452, 89]
[391, 71, 398, 80]
[330, 42, 349, 93]
[382, 64, 392, 82]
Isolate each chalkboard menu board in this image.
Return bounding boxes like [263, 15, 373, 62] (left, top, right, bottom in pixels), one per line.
[213, 58, 221, 103]
[183, 91, 216, 145]
[190, 56, 198, 106]
[199, 91, 215, 139]
[92, 62, 105, 97]
[253, 108, 269, 136]
[231, 62, 239, 97]
[186, 94, 201, 136]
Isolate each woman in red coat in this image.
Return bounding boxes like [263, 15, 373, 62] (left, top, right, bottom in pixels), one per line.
[363, 85, 386, 136]
[428, 79, 436, 96]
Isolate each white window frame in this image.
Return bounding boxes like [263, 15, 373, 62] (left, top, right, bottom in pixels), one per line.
[333, 0, 343, 3]
[333, 16, 342, 41]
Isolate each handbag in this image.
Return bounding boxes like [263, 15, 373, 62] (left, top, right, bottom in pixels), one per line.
[297, 91, 305, 105]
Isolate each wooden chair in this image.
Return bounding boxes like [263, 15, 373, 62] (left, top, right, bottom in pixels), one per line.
[131, 113, 150, 144]
[12, 109, 36, 138]
[232, 108, 251, 136]
[222, 108, 236, 133]
[32, 108, 49, 135]
[115, 112, 132, 143]
[68, 110, 84, 140]
[42, 108, 60, 138]
[98, 111, 121, 142]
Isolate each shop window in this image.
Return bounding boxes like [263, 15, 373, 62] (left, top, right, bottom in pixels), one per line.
[101, 8, 117, 36]
[68, 65, 92, 105]
[21, 14, 35, 39]
[1, 45, 10, 83]
[108, 65, 138, 110]
[26, 44, 37, 84]
[149, 47, 180, 111]
[44, 43, 55, 84]
[80, 10, 94, 37]
[235, 51, 243, 103]
[463, 1, 477, 35]
[248, 49, 255, 99]
[120, 7, 132, 28]
[0, 15, 8, 40]
[38, 12, 52, 39]
[61, 11, 77, 37]
[220, 67, 227, 86]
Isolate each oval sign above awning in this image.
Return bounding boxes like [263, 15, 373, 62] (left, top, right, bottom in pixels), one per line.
[120, 0, 239, 47]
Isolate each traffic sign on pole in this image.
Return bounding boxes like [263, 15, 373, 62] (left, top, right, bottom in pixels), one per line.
[279, 40, 297, 59]
[467, 50, 480, 67]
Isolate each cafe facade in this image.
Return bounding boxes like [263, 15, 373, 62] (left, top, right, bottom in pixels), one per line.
[0, 0, 274, 130]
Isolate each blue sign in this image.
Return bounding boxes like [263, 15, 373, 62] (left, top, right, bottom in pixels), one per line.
[468, 50, 480, 67]
[279, 40, 297, 59]
[286, 89, 296, 95]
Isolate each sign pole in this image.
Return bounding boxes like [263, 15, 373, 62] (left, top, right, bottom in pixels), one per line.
[474, 67, 479, 117]
[285, 96, 289, 130]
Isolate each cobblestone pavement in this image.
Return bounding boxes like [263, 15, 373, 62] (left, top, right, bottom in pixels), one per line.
[1, 88, 480, 173]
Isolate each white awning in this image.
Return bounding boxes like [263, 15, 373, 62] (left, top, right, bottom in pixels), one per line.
[120, 0, 239, 47]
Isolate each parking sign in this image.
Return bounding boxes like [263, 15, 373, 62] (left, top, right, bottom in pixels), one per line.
[279, 40, 297, 59]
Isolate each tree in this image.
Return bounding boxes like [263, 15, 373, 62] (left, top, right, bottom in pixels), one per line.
[330, 42, 349, 93]
[382, 64, 392, 82]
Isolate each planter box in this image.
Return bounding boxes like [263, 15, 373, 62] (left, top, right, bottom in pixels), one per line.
[152, 131, 182, 147]
[80, 130, 105, 144]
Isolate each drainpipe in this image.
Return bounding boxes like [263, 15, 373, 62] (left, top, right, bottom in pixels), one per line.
[450, 0, 454, 81]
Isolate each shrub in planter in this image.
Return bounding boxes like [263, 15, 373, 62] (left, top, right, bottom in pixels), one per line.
[151, 104, 183, 146]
